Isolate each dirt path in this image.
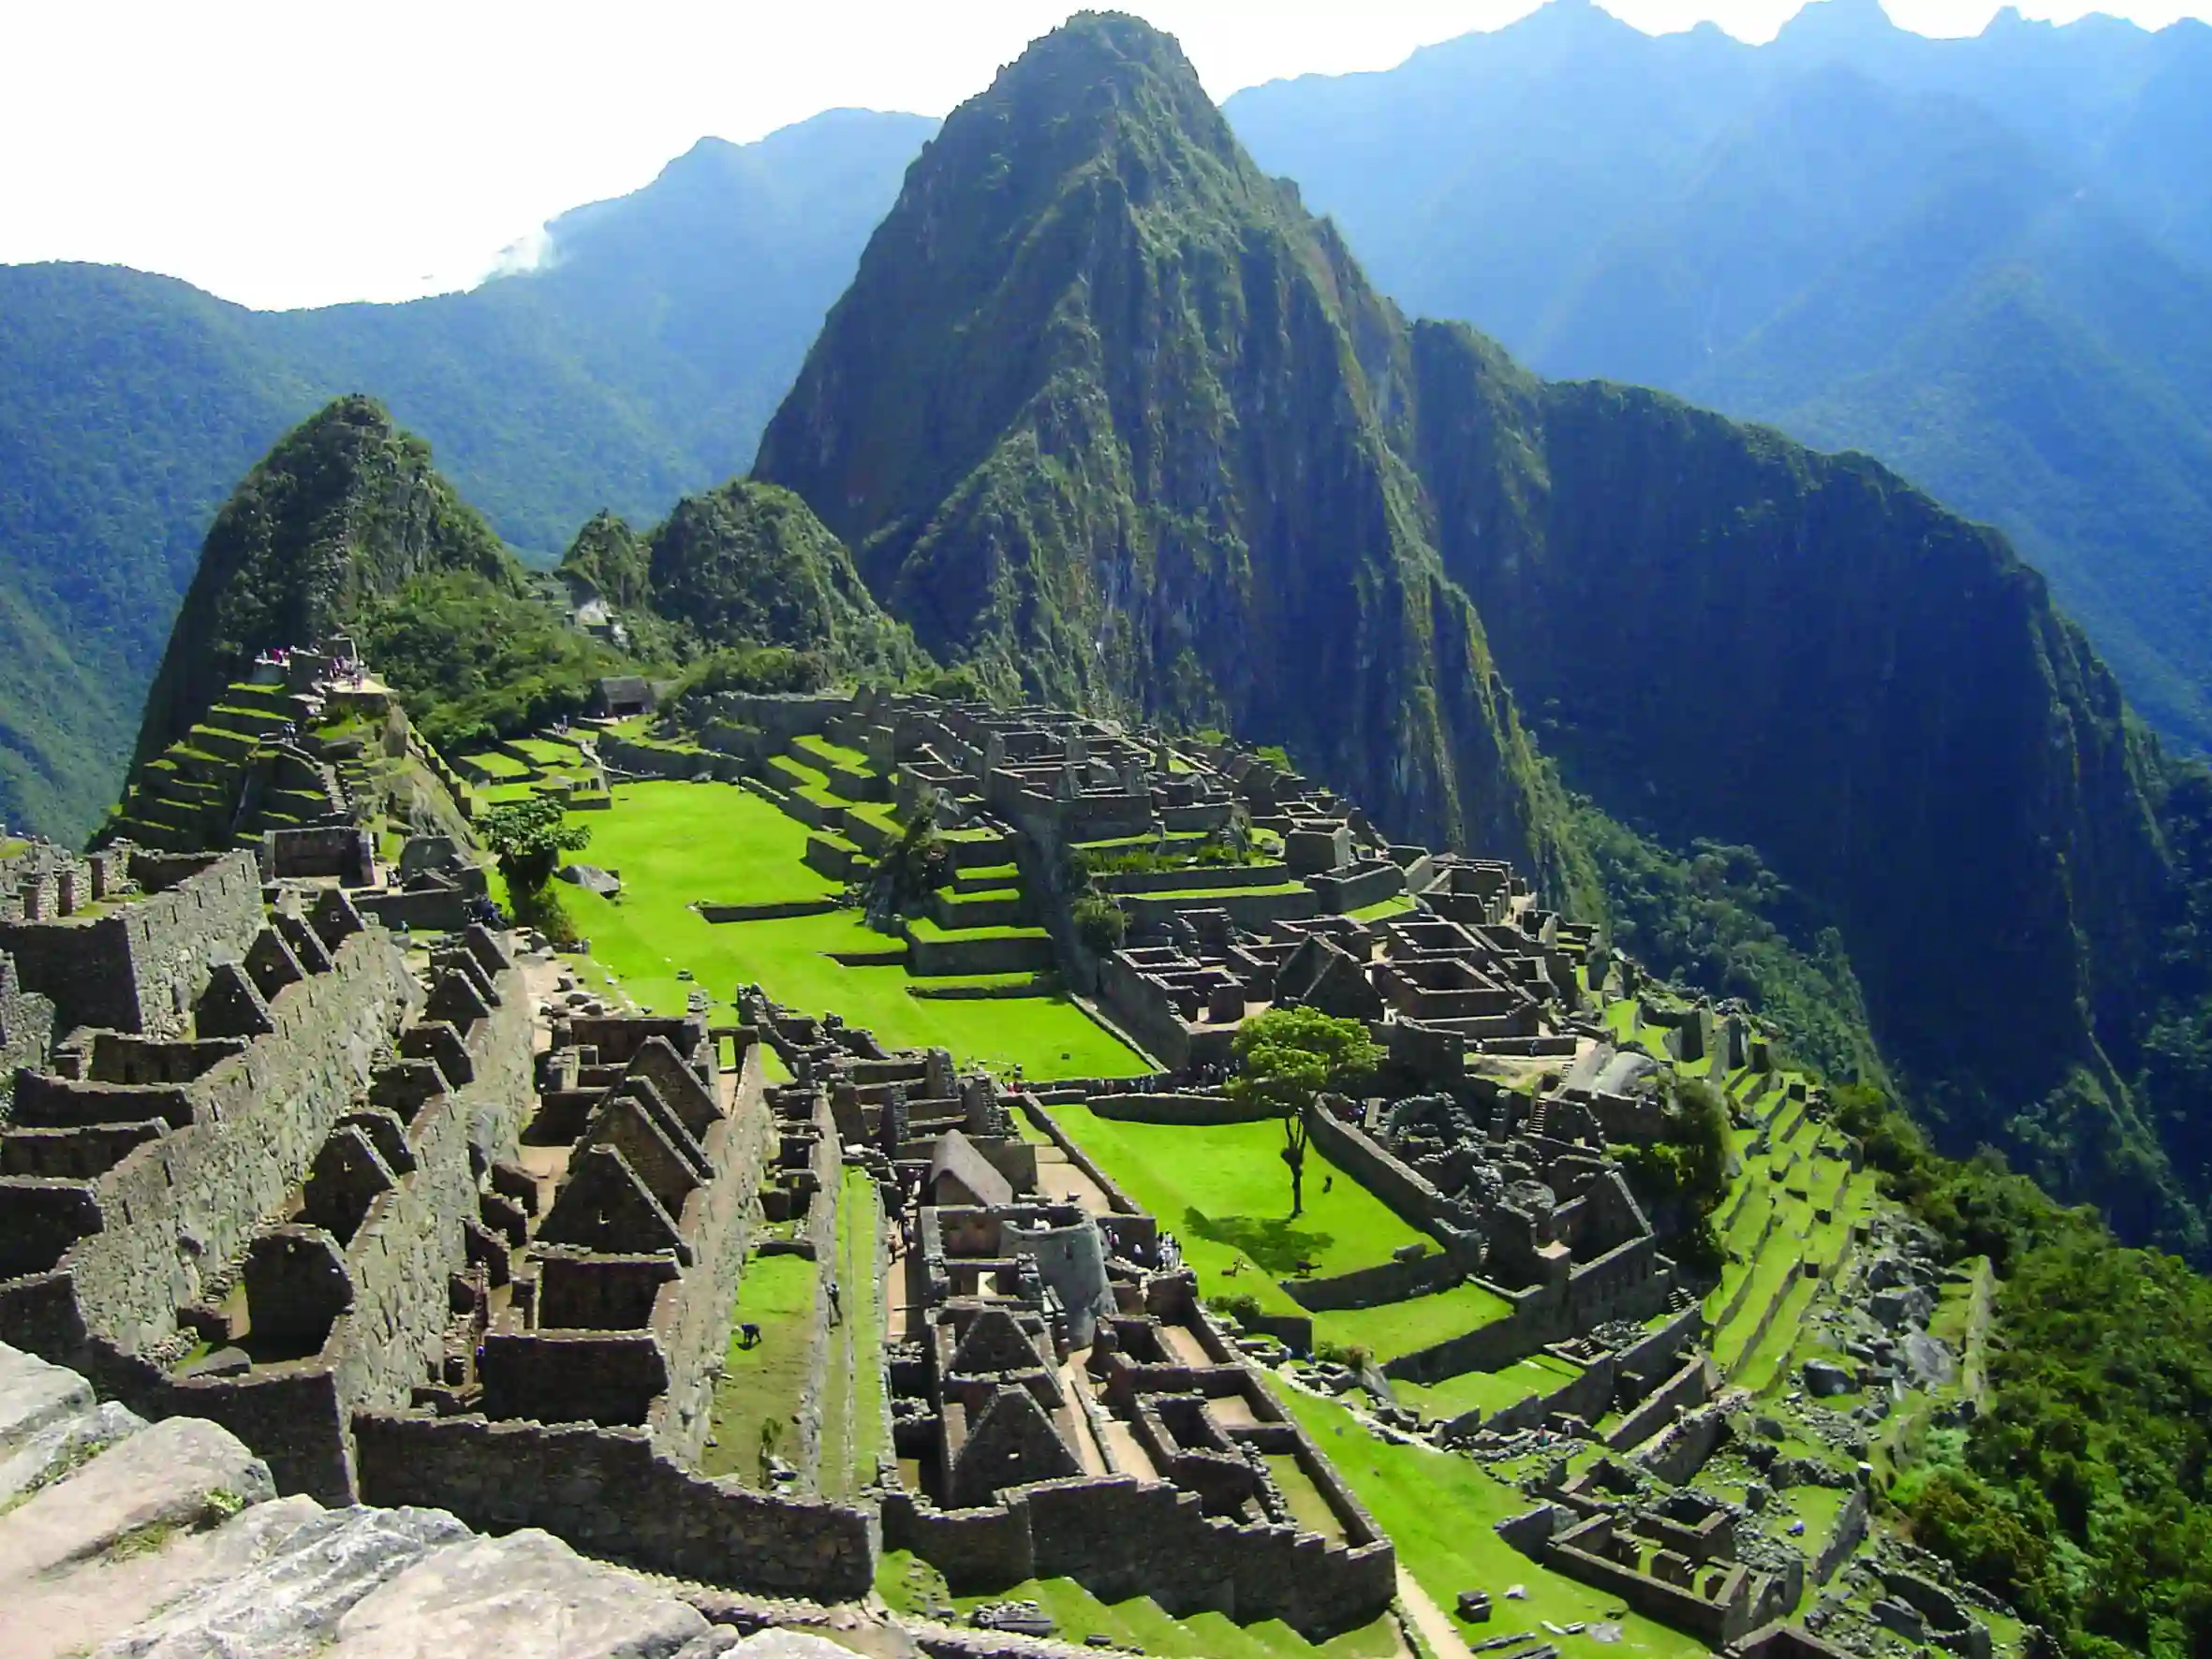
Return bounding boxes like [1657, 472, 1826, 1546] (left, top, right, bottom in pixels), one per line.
[1396, 1566, 1476, 1659]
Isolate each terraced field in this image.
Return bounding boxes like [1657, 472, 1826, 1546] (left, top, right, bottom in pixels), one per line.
[554, 774, 1149, 1079]
[877, 1549, 1406, 1659]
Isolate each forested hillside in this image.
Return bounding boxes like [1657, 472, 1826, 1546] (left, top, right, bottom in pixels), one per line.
[1226, 0, 2212, 756]
[0, 109, 931, 843]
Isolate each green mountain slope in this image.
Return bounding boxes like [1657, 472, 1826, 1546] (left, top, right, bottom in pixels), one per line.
[131, 395, 526, 764]
[560, 479, 928, 682]
[756, 10, 2203, 1248]
[755, 16, 1573, 885]
[0, 109, 931, 844]
[1223, 0, 2212, 755]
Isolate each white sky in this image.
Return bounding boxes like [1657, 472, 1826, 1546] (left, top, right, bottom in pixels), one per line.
[1, 0, 2202, 310]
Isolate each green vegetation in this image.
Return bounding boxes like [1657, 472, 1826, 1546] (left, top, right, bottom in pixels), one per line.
[360, 570, 632, 751]
[1227, 19, 2212, 756]
[1611, 1073, 1732, 1272]
[0, 112, 932, 843]
[702, 1252, 817, 1485]
[1573, 811, 1886, 1089]
[818, 1167, 888, 1498]
[553, 782, 1145, 1078]
[1229, 1008, 1385, 1217]
[131, 395, 512, 770]
[568, 477, 927, 683]
[1276, 1387, 1705, 1659]
[1048, 1103, 1429, 1344]
[1824, 1082, 2212, 1657]
[477, 793, 591, 891]
[754, 12, 1580, 887]
[745, 8, 2212, 1259]
[876, 1550, 1402, 1659]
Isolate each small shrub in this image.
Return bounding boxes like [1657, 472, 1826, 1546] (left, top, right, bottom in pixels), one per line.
[1072, 892, 1128, 953]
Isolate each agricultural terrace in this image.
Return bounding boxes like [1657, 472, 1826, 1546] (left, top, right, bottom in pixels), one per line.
[877, 1550, 1405, 1659]
[553, 779, 1150, 1079]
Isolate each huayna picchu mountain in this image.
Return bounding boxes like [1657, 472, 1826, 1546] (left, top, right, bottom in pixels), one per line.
[754, 11, 2209, 1252]
[755, 12, 1577, 894]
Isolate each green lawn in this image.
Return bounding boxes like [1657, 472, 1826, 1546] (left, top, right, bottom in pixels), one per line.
[465, 749, 532, 779]
[509, 736, 583, 765]
[818, 1167, 888, 1498]
[1349, 893, 1415, 922]
[1389, 1351, 1583, 1422]
[791, 733, 869, 770]
[557, 783, 1146, 1077]
[702, 1252, 818, 1485]
[906, 915, 1048, 943]
[1315, 1279, 1513, 1362]
[1048, 1106, 1432, 1330]
[1278, 1387, 1707, 1659]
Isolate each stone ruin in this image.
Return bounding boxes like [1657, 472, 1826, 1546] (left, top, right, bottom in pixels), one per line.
[0, 683, 1913, 1656]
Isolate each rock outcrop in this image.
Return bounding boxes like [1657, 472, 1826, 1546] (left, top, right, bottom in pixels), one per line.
[0, 1340, 748, 1659]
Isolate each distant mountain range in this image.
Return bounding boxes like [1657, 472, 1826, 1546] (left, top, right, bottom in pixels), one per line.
[1226, 0, 2212, 756]
[0, 109, 933, 840]
[7, 0, 2212, 859]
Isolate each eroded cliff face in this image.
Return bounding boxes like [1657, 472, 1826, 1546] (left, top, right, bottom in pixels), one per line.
[1404, 326, 2190, 1239]
[131, 395, 511, 768]
[753, 12, 2206, 1244]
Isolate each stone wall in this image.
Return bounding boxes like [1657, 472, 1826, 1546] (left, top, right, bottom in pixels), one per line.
[650, 1050, 774, 1465]
[1605, 1353, 1718, 1452]
[3, 928, 419, 1362]
[0, 952, 55, 1119]
[883, 1473, 1394, 1640]
[1284, 1247, 1469, 1314]
[1637, 1401, 1733, 1485]
[353, 1412, 877, 1600]
[1302, 1106, 1459, 1245]
[1303, 861, 1406, 913]
[1018, 1103, 1141, 1215]
[1121, 887, 1320, 932]
[0, 852, 264, 1038]
[1814, 1489, 1869, 1585]
[600, 736, 745, 784]
[905, 928, 1057, 976]
[1084, 1093, 1274, 1126]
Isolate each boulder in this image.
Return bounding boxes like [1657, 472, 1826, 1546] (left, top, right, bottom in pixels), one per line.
[86, 1501, 470, 1659]
[1904, 1331, 1959, 1388]
[324, 1528, 711, 1658]
[0, 1341, 94, 1457]
[0, 1416, 273, 1585]
[557, 864, 622, 897]
[1802, 1358, 1855, 1398]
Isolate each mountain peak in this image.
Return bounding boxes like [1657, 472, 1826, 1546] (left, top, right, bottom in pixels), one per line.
[1774, 0, 1900, 46]
[129, 395, 511, 767]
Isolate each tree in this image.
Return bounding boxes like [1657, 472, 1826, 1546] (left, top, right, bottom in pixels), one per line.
[478, 795, 592, 892]
[1229, 1007, 1383, 1217]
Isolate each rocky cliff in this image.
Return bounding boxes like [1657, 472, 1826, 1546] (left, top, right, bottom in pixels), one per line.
[753, 11, 2203, 1247]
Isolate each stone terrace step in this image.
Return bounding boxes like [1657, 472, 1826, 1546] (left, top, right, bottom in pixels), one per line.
[184, 724, 258, 763]
[930, 888, 1025, 929]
